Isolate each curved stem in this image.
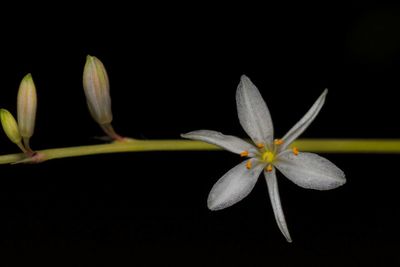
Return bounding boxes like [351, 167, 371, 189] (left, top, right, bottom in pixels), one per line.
[0, 138, 400, 164]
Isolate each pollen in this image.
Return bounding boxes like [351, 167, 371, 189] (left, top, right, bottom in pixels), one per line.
[274, 139, 284, 145]
[256, 143, 265, 149]
[292, 147, 299, 156]
[240, 151, 249, 157]
[246, 159, 252, 169]
[266, 164, 273, 172]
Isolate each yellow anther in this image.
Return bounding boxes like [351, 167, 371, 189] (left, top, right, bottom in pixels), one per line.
[266, 164, 273, 172]
[293, 147, 299, 156]
[240, 151, 249, 157]
[274, 139, 284, 145]
[246, 159, 252, 169]
[256, 143, 265, 149]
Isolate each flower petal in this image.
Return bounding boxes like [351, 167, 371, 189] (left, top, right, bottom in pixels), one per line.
[181, 130, 257, 156]
[236, 75, 273, 145]
[208, 160, 265, 210]
[275, 151, 346, 190]
[264, 168, 292, 243]
[280, 89, 327, 150]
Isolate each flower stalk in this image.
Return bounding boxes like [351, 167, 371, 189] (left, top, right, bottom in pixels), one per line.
[0, 138, 398, 165]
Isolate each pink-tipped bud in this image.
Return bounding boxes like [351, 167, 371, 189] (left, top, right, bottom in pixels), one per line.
[83, 55, 112, 125]
[17, 73, 37, 140]
[0, 109, 21, 145]
[0, 109, 27, 153]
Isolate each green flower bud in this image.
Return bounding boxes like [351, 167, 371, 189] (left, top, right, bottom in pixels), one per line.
[83, 55, 112, 125]
[0, 109, 22, 145]
[17, 73, 37, 139]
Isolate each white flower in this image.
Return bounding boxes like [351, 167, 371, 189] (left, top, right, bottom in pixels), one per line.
[182, 75, 346, 242]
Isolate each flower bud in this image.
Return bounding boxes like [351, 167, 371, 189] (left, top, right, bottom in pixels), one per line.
[17, 73, 37, 139]
[83, 55, 112, 125]
[0, 109, 22, 145]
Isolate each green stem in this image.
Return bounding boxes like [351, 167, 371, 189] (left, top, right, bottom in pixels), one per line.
[1, 138, 400, 164]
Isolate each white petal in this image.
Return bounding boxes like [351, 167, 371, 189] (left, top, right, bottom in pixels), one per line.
[275, 151, 346, 190]
[181, 130, 257, 155]
[264, 168, 292, 243]
[236, 75, 273, 145]
[208, 160, 265, 210]
[280, 89, 327, 150]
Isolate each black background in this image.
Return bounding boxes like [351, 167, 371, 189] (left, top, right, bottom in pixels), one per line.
[0, 3, 399, 266]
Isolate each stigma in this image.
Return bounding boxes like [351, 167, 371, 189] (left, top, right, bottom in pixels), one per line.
[262, 150, 275, 163]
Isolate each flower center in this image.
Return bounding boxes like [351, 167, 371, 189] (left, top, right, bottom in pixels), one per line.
[261, 150, 275, 163]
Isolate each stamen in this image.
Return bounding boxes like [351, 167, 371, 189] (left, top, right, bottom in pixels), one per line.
[256, 143, 265, 149]
[240, 151, 249, 157]
[274, 139, 283, 145]
[246, 159, 252, 169]
[266, 164, 273, 172]
[292, 147, 299, 156]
